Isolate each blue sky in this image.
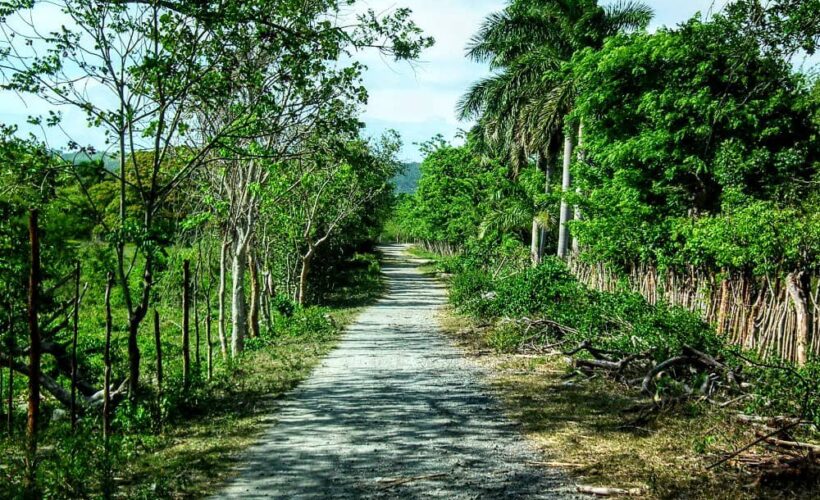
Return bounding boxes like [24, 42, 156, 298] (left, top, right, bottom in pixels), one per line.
[2, 1, 816, 161]
[359, 0, 739, 161]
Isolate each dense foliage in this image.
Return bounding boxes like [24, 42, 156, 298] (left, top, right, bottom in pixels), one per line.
[0, 0, 431, 496]
[571, 17, 820, 274]
[388, 1, 820, 475]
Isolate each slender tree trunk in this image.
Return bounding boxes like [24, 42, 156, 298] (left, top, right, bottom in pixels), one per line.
[298, 253, 313, 306]
[25, 210, 41, 495]
[153, 309, 162, 419]
[786, 272, 810, 366]
[572, 122, 584, 256]
[557, 131, 574, 259]
[102, 273, 113, 499]
[102, 274, 113, 442]
[6, 331, 12, 435]
[285, 254, 293, 301]
[217, 238, 229, 359]
[70, 261, 80, 431]
[248, 252, 260, 339]
[230, 244, 248, 357]
[539, 152, 552, 259]
[182, 260, 191, 390]
[193, 264, 200, 371]
[261, 270, 273, 334]
[204, 243, 214, 380]
[530, 219, 540, 267]
[205, 296, 212, 380]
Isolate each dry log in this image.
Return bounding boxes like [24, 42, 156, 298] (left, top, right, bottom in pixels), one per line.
[0, 357, 127, 415]
[754, 430, 820, 454]
[735, 414, 809, 428]
[574, 350, 653, 374]
[576, 485, 643, 496]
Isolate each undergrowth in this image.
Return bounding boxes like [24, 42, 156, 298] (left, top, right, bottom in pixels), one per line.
[445, 255, 820, 428]
[0, 253, 383, 498]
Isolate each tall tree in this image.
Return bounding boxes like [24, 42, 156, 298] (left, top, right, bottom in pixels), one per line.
[458, 0, 652, 260]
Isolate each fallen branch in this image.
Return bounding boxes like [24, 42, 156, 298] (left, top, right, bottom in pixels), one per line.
[576, 485, 643, 496]
[708, 421, 802, 470]
[641, 356, 694, 395]
[735, 414, 809, 428]
[754, 430, 820, 454]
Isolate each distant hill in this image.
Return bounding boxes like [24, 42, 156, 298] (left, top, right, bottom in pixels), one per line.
[392, 162, 421, 194]
[59, 151, 119, 171]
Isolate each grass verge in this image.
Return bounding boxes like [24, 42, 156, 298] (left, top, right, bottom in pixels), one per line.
[438, 308, 819, 499]
[0, 252, 383, 499]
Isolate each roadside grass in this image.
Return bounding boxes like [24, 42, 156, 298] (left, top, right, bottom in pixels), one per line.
[0, 251, 384, 499]
[438, 310, 819, 499]
[118, 331, 343, 498]
[405, 246, 441, 274]
[117, 265, 384, 498]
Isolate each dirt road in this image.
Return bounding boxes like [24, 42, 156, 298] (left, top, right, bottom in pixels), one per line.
[219, 244, 574, 499]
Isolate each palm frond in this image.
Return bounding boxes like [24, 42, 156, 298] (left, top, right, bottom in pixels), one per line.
[479, 201, 534, 239]
[604, 0, 654, 34]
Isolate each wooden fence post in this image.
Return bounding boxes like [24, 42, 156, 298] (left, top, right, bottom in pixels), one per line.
[182, 260, 191, 391]
[102, 272, 113, 499]
[153, 308, 162, 428]
[205, 292, 213, 381]
[70, 261, 80, 431]
[194, 266, 201, 372]
[103, 273, 113, 441]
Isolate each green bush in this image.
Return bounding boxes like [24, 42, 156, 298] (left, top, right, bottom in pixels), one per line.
[447, 253, 819, 423]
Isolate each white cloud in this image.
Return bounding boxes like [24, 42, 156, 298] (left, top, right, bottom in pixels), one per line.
[1, 0, 816, 162]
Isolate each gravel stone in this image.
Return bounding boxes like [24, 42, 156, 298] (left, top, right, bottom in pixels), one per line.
[218, 244, 578, 499]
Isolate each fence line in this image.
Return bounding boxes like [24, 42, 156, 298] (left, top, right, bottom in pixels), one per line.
[569, 260, 819, 363]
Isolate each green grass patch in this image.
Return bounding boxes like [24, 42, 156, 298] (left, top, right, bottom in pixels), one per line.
[439, 310, 820, 499]
[0, 251, 384, 498]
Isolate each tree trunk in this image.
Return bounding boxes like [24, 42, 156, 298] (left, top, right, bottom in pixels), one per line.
[102, 274, 113, 442]
[786, 272, 810, 366]
[153, 309, 162, 405]
[299, 256, 313, 306]
[557, 131, 574, 258]
[6, 336, 12, 435]
[261, 270, 273, 333]
[70, 261, 80, 431]
[230, 244, 248, 357]
[25, 210, 41, 495]
[193, 265, 200, 370]
[182, 260, 191, 390]
[103, 273, 113, 499]
[248, 252, 260, 339]
[298, 253, 312, 306]
[530, 219, 540, 267]
[126, 317, 141, 398]
[539, 151, 552, 259]
[205, 298, 212, 380]
[217, 238, 229, 359]
[6, 316, 15, 437]
[572, 123, 585, 255]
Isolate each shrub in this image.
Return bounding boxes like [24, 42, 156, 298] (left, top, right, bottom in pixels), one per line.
[445, 251, 819, 423]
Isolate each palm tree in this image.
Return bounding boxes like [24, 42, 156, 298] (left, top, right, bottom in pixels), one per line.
[458, 0, 653, 261]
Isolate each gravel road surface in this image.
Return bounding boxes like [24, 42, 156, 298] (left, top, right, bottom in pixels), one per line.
[218, 244, 575, 499]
